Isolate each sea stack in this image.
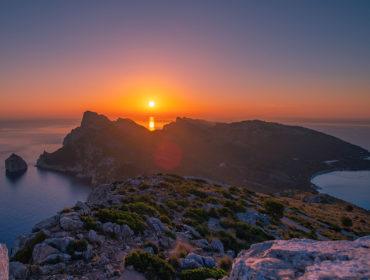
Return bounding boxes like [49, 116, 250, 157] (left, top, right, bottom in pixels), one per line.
[5, 153, 27, 173]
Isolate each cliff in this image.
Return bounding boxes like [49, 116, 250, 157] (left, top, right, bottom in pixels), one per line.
[0, 244, 8, 280]
[8, 174, 370, 279]
[36, 111, 370, 193]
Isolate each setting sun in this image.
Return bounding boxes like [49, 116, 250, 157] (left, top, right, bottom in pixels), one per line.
[148, 101, 155, 108]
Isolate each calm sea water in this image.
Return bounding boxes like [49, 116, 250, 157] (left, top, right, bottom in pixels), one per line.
[0, 118, 369, 249]
[0, 119, 91, 249]
[298, 121, 370, 210]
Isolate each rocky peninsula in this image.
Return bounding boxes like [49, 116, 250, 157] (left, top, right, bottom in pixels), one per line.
[6, 174, 370, 279]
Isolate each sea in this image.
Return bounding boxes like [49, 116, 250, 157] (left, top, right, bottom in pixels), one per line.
[0, 118, 369, 250]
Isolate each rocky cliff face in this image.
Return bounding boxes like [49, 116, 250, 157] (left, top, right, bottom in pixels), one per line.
[8, 174, 370, 279]
[37, 111, 370, 192]
[226, 236, 370, 280]
[0, 244, 8, 280]
[5, 153, 27, 173]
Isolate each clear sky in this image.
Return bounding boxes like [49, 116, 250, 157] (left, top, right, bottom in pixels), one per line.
[0, 0, 369, 120]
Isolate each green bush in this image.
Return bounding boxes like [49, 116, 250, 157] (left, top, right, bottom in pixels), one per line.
[97, 209, 147, 233]
[67, 239, 88, 254]
[81, 216, 100, 231]
[142, 242, 159, 254]
[341, 216, 352, 228]
[345, 205, 353, 212]
[127, 202, 159, 217]
[179, 267, 227, 280]
[217, 256, 233, 273]
[222, 201, 245, 213]
[263, 199, 285, 218]
[12, 231, 47, 263]
[125, 250, 175, 280]
[184, 208, 209, 224]
[165, 229, 177, 239]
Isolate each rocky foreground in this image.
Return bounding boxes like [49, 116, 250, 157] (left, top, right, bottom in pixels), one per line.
[0, 244, 8, 280]
[5, 174, 370, 279]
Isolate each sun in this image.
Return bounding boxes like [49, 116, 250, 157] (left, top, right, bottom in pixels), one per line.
[148, 100, 155, 108]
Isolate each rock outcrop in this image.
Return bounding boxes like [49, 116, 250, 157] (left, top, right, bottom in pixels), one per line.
[227, 236, 370, 280]
[36, 111, 370, 192]
[5, 153, 27, 173]
[0, 244, 8, 280]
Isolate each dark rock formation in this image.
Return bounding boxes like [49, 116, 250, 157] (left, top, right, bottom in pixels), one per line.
[5, 153, 27, 173]
[37, 111, 370, 192]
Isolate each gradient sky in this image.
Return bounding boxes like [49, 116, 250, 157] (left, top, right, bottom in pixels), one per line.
[1, 0, 369, 120]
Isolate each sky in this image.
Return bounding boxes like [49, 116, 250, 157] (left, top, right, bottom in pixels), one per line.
[0, 0, 369, 120]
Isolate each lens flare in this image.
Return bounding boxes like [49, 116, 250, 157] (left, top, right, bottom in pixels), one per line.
[148, 100, 155, 107]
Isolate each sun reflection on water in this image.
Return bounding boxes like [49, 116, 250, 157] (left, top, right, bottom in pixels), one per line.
[149, 116, 155, 131]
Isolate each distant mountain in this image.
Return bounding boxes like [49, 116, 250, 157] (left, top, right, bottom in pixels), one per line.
[37, 111, 370, 193]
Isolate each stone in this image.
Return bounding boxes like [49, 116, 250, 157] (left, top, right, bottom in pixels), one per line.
[180, 253, 218, 270]
[88, 230, 99, 243]
[9, 261, 29, 279]
[0, 244, 8, 280]
[75, 201, 90, 215]
[193, 239, 209, 249]
[5, 153, 27, 173]
[210, 238, 224, 253]
[32, 215, 60, 232]
[146, 217, 169, 235]
[60, 212, 84, 231]
[44, 237, 74, 252]
[228, 236, 370, 280]
[32, 243, 61, 264]
[235, 208, 270, 226]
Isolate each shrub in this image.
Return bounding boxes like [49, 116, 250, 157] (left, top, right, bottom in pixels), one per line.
[142, 242, 159, 254]
[60, 207, 71, 214]
[67, 239, 88, 254]
[222, 201, 245, 213]
[184, 208, 209, 224]
[160, 215, 171, 225]
[263, 199, 285, 218]
[179, 267, 227, 280]
[127, 202, 159, 217]
[345, 205, 353, 212]
[125, 250, 175, 280]
[12, 231, 47, 263]
[168, 255, 181, 270]
[171, 242, 192, 258]
[97, 209, 147, 233]
[81, 216, 100, 231]
[165, 230, 177, 239]
[341, 216, 352, 228]
[208, 207, 219, 218]
[217, 256, 233, 273]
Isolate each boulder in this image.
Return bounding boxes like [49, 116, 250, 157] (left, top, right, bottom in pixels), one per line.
[228, 236, 370, 280]
[74, 201, 90, 215]
[88, 230, 99, 243]
[60, 212, 84, 231]
[32, 215, 60, 232]
[9, 261, 29, 279]
[44, 237, 74, 252]
[0, 244, 8, 280]
[32, 243, 70, 265]
[5, 153, 27, 173]
[210, 238, 224, 253]
[180, 253, 218, 270]
[146, 217, 169, 235]
[235, 208, 270, 226]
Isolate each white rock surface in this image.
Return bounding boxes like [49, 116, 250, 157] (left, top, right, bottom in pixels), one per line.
[0, 244, 8, 280]
[228, 236, 370, 280]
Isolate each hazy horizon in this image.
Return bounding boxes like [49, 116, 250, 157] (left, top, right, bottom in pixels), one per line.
[1, 1, 370, 119]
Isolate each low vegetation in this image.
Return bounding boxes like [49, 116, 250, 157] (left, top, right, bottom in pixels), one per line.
[12, 231, 47, 263]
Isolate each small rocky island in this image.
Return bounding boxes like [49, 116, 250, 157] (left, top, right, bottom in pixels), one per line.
[5, 153, 27, 173]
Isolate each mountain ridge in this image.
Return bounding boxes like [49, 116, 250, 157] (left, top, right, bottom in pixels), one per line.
[37, 111, 370, 193]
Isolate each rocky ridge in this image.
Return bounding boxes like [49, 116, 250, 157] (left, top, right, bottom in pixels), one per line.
[7, 174, 370, 279]
[36, 111, 370, 193]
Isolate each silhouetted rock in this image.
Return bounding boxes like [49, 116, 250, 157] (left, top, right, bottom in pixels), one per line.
[37, 111, 370, 192]
[5, 153, 27, 173]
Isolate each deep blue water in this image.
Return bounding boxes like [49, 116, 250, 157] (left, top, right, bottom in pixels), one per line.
[0, 119, 91, 249]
